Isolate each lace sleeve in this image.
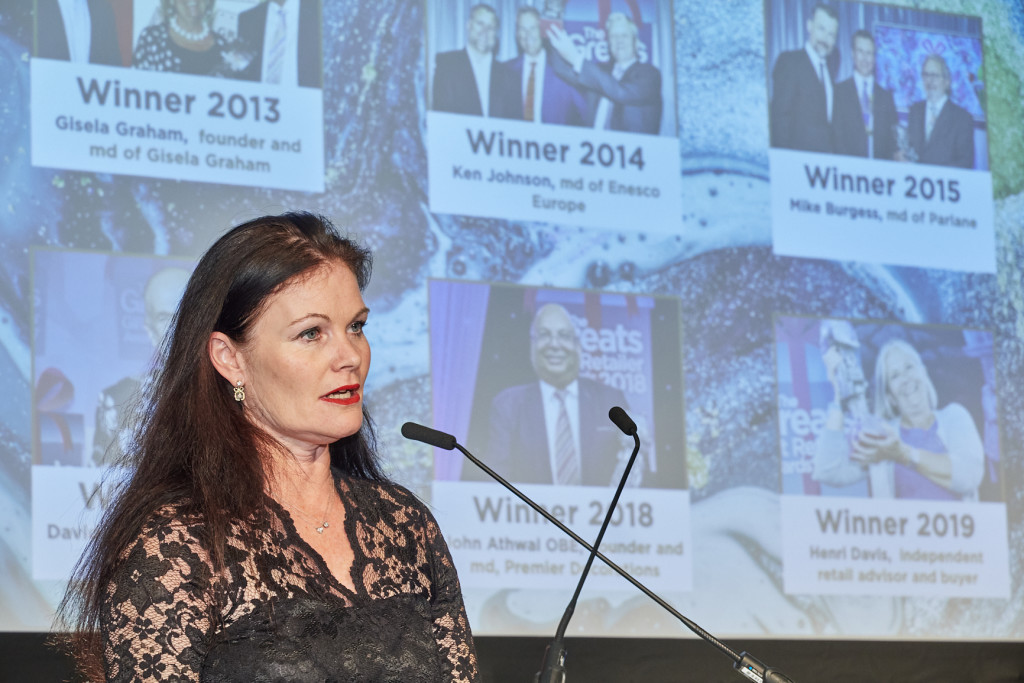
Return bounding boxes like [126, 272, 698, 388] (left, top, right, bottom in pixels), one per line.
[423, 506, 480, 682]
[101, 512, 216, 682]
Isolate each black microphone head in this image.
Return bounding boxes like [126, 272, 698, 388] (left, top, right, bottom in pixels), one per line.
[401, 422, 457, 450]
[608, 406, 637, 436]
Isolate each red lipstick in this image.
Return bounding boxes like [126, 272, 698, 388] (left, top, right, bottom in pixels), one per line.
[321, 384, 361, 406]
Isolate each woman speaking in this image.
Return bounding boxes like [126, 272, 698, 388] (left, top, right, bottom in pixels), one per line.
[60, 213, 478, 681]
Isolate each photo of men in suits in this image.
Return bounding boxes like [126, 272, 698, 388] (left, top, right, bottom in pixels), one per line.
[236, 0, 322, 88]
[36, 0, 123, 65]
[432, 4, 517, 118]
[904, 54, 975, 169]
[464, 303, 630, 487]
[769, 3, 838, 153]
[502, 6, 588, 126]
[831, 30, 897, 160]
[546, 12, 662, 135]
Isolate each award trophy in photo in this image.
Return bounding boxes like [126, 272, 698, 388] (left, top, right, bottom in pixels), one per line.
[539, 0, 566, 35]
[819, 319, 871, 428]
[894, 123, 919, 163]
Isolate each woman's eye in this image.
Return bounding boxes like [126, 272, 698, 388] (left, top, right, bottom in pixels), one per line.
[350, 320, 367, 334]
[300, 327, 320, 341]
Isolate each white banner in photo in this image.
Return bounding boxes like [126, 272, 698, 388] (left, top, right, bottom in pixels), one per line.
[781, 494, 1009, 597]
[770, 148, 994, 273]
[428, 112, 681, 233]
[31, 466, 127, 581]
[30, 59, 324, 192]
[432, 481, 691, 592]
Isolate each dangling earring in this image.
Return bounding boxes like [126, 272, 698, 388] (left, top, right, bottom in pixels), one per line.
[234, 380, 245, 402]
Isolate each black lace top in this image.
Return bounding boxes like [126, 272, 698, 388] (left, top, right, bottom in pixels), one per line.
[100, 474, 479, 682]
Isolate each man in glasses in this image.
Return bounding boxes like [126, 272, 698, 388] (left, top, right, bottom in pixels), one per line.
[904, 54, 975, 168]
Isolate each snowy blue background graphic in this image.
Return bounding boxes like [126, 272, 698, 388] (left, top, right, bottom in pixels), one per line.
[0, 0, 1023, 645]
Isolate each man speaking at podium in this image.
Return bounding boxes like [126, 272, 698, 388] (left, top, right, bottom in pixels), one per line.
[464, 303, 628, 486]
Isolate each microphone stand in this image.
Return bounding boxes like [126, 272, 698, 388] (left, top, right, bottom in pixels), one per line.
[536, 407, 641, 683]
[401, 422, 795, 683]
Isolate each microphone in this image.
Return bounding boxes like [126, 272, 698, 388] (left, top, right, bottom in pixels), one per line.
[607, 405, 636, 436]
[400, 421, 796, 683]
[536, 406, 642, 683]
[400, 421, 456, 451]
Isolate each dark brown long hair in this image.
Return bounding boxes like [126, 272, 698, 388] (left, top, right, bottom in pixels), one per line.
[58, 212, 386, 679]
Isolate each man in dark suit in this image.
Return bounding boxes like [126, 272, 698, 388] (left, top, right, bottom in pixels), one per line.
[905, 54, 975, 169]
[832, 30, 898, 160]
[36, 0, 122, 65]
[466, 303, 630, 486]
[236, 0, 321, 88]
[503, 7, 588, 126]
[432, 4, 517, 118]
[547, 13, 661, 135]
[769, 3, 839, 153]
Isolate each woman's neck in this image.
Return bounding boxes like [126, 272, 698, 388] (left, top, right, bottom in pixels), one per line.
[168, 12, 211, 47]
[177, 13, 203, 34]
[901, 407, 935, 430]
[269, 446, 335, 507]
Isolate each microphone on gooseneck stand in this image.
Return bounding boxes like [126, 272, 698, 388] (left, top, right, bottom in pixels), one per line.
[399, 421, 456, 451]
[535, 406, 641, 683]
[399, 420, 797, 683]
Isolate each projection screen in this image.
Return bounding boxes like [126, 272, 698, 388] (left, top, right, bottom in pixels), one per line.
[2, 0, 1023, 646]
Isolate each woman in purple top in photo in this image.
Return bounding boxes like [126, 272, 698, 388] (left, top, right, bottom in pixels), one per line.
[815, 338, 984, 500]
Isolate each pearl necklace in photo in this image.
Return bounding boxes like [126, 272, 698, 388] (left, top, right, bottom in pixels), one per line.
[170, 15, 212, 42]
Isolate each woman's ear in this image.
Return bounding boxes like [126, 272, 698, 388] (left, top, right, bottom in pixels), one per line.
[209, 331, 245, 384]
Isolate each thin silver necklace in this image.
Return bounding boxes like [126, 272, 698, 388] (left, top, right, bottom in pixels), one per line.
[284, 490, 334, 534]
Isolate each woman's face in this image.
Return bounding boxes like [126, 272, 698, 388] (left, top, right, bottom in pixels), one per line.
[172, 0, 208, 24]
[884, 346, 931, 421]
[237, 261, 370, 456]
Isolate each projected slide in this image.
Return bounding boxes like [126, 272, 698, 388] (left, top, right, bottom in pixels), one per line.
[31, 250, 193, 580]
[429, 280, 689, 593]
[2, 0, 1024, 650]
[765, 0, 994, 272]
[30, 0, 325, 192]
[426, 0, 682, 232]
[775, 315, 1008, 598]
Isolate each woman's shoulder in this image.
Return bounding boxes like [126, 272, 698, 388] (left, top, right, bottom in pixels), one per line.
[342, 476, 437, 527]
[143, 501, 204, 530]
[344, 475, 422, 506]
[136, 22, 170, 45]
[340, 477, 456, 573]
[122, 502, 209, 562]
[108, 503, 217, 601]
[936, 402, 973, 423]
